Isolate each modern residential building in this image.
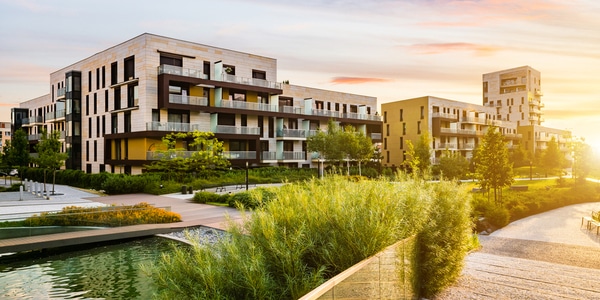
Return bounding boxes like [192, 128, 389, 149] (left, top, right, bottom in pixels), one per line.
[11, 33, 382, 175]
[381, 96, 518, 167]
[382, 66, 570, 167]
[0, 122, 11, 153]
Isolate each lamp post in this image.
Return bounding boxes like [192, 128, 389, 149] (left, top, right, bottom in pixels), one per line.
[245, 161, 249, 191]
[529, 160, 532, 181]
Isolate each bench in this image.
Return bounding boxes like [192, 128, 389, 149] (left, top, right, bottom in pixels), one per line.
[215, 186, 226, 192]
[582, 211, 600, 235]
[509, 185, 528, 191]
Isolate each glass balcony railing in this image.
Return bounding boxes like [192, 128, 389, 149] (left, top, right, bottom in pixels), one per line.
[146, 122, 208, 132]
[261, 151, 277, 160]
[313, 109, 342, 118]
[57, 87, 66, 98]
[28, 133, 41, 141]
[220, 100, 278, 112]
[370, 133, 382, 140]
[215, 125, 260, 135]
[46, 110, 66, 121]
[222, 151, 257, 160]
[169, 94, 208, 106]
[278, 151, 306, 160]
[276, 128, 308, 138]
[147, 151, 194, 160]
[222, 73, 281, 89]
[158, 65, 208, 79]
[279, 106, 303, 114]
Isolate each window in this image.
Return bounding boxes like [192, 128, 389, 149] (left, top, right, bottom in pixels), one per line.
[217, 113, 235, 126]
[96, 68, 100, 90]
[88, 71, 92, 92]
[402, 123, 406, 135]
[152, 109, 160, 122]
[420, 106, 424, 119]
[203, 61, 211, 79]
[400, 109, 403, 121]
[102, 116, 106, 136]
[88, 117, 92, 138]
[114, 87, 121, 110]
[124, 112, 131, 133]
[241, 114, 247, 127]
[102, 66, 106, 88]
[386, 151, 390, 163]
[160, 55, 182, 67]
[400, 137, 403, 149]
[252, 70, 266, 80]
[85, 95, 89, 115]
[417, 121, 421, 134]
[386, 124, 389, 136]
[223, 64, 235, 75]
[110, 62, 118, 85]
[384, 138, 387, 150]
[111, 114, 118, 134]
[383, 111, 387, 123]
[94, 140, 97, 162]
[93, 93, 97, 114]
[105, 90, 109, 112]
[86, 140, 90, 161]
[229, 90, 246, 101]
[127, 83, 138, 107]
[124, 55, 135, 81]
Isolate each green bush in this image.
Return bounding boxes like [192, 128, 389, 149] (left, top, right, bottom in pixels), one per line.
[485, 204, 511, 228]
[192, 191, 219, 204]
[147, 176, 472, 299]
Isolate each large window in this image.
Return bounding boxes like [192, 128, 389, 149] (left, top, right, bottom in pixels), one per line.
[217, 113, 235, 126]
[124, 112, 131, 133]
[110, 62, 118, 85]
[111, 114, 118, 134]
[229, 89, 246, 101]
[114, 87, 121, 110]
[252, 70, 266, 79]
[127, 83, 138, 107]
[160, 55, 182, 67]
[124, 56, 135, 81]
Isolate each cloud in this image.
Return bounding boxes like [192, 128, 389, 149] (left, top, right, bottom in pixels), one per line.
[408, 43, 500, 56]
[330, 77, 391, 84]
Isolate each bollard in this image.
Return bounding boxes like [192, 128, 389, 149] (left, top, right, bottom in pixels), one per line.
[19, 185, 23, 201]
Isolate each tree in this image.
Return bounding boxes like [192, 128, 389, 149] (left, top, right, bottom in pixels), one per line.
[437, 150, 469, 180]
[342, 125, 374, 176]
[572, 139, 593, 182]
[509, 145, 529, 168]
[35, 129, 68, 194]
[2, 128, 30, 177]
[404, 132, 432, 177]
[145, 131, 229, 180]
[307, 120, 345, 163]
[540, 137, 563, 177]
[473, 125, 513, 204]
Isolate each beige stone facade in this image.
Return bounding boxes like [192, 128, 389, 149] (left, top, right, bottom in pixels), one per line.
[13, 33, 381, 174]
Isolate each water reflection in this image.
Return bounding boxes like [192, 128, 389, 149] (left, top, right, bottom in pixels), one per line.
[0, 237, 177, 299]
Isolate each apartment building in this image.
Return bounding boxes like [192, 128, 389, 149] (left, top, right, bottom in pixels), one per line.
[11, 33, 382, 175]
[0, 122, 11, 153]
[483, 66, 543, 126]
[383, 66, 570, 167]
[381, 96, 518, 167]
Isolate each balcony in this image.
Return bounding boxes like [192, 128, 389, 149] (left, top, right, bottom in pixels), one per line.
[437, 143, 457, 149]
[158, 65, 208, 79]
[220, 99, 278, 112]
[280, 106, 303, 114]
[169, 94, 208, 106]
[146, 121, 208, 132]
[56, 87, 66, 100]
[313, 109, 342, 118]
[277, 128, 308, 139]
[535, 89, 543, 96]
[261, 151, 277, 161]
[440, 128, 478, 136]
[460, 143, 476, 150]
[22, 116, 44, 127]
[146, 150, 194, 160]
[215, 125, 260, 135]
[28, 133, 41, 141]
[46, 109, 66, 121]
[370, 133, 382, 140]
[461, 116, 486, 124]
[432, 112, 458, 120]
[486, 119, 503, 126]
[222, 73, 282, 89]
[279, 151, 306, 160]
[222, 151, 257, 160]
[504, 133, 523, 139]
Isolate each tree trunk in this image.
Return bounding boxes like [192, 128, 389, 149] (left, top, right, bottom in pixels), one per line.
[43, 169, 47, 196]
[358, 161, 362, 177]
[52, 169, 56, 194]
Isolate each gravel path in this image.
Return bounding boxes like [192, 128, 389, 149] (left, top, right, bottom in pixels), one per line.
[434, 202, 600, 299]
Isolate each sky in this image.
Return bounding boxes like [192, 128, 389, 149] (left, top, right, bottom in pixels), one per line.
[1, 0, 600, 149]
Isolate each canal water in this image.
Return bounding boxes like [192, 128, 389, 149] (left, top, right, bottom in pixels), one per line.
[0, 237, 178, 299]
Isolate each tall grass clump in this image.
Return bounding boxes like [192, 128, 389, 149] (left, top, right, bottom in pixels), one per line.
[416, 180, 473, 297]
[147, 175, 472, 299]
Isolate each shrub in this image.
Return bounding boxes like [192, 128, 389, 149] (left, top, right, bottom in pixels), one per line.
[485, 204, 510, 228]
[192, 191, 219, 204]
[148, 176, 472, 299]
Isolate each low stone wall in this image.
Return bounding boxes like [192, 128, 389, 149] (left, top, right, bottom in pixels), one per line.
[299, 236, 417, 300]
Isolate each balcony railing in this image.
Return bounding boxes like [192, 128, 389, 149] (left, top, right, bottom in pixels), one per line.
[222, 151, 257, 160]
[146, 151, 194, 160]
[279, 151, 306, 160]
[261, 151, 277, 160]
[146, 122, 208, 132]
[313, 109, 342, 118]
[169, 94, 208, 106]
[220, 100, 278, 112]
[460, 143, 476, 150]
[437, 143, 457, 149]
[57, 87, 66, 98]
[371, 133, 382, 140]
[222, 73, 282, 89]
[432, 112, 458, 119]
[280, 106, 303, 114]
[158, 65, 208, 79]
[215, 125, 260, 135]
[46, 109, 66, 121]
[440, 128, 478, 135]
[28, 133, 41, 141]
[277, 128, 308, 138]
[461, 117, 487, 124]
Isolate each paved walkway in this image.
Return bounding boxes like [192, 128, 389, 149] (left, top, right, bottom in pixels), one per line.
[435, 202, 600, 299]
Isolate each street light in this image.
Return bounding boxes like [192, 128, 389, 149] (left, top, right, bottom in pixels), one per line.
[529, 160, 532, 181]
[245, 161, 249, 191]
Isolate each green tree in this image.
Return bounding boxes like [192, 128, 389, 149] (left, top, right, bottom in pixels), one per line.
[540, 137, 563, 177]
[145, 131, 229, 180]
[404, 132, 432, 177]
[509, 145, 529, 168]
[2, 128, 30, 177]
[341, 125, 374, 176]
[307, 120, 345, 163]
[35, 129, 68, 194]
[473, 126, 513, 204]
[437, 150, 469, 180]
[572, 139, 593, 182]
